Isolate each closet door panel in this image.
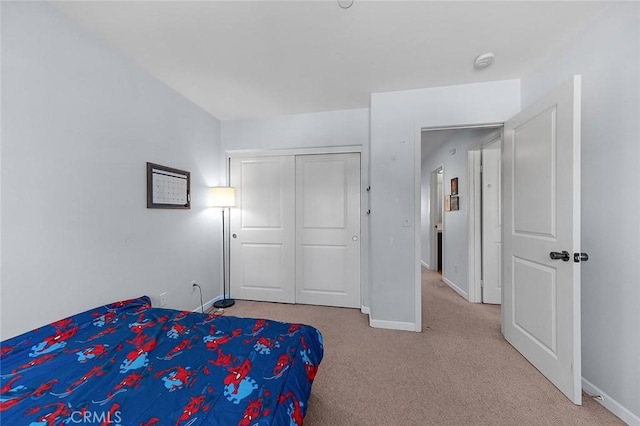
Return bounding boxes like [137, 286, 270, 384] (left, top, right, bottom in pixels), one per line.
[230, 156, 295, 303]
[296, 153, 361, 308]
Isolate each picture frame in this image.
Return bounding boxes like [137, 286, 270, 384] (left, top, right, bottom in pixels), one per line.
[445, 195, 451, 212]
[147, 162, 191, 209]
[450, 195, 459, 211]
[451, 177, 459, 196]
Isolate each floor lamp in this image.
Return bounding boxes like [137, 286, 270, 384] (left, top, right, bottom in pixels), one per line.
[210, 186, 236, 309]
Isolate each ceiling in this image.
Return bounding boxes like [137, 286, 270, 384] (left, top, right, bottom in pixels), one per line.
[53, 1, 609, 121]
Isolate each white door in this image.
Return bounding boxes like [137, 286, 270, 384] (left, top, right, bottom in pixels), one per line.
[502, 76, 582, 404]
[481, 138, 502, 304]
[230, 156, 295, 303]
[295, 153, 361, 308]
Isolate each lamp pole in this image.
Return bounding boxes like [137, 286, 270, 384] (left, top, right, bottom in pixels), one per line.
[210, 186, 236, 309]
[214, 207, 234, 308]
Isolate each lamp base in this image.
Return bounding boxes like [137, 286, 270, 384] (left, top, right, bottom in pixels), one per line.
[214, 298, 235, 309]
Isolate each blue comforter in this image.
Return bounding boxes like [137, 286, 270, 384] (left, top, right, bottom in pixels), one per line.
[0, 296, 323, 425]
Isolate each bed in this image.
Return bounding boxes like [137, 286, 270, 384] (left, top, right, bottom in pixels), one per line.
[0, 296, 323, 425]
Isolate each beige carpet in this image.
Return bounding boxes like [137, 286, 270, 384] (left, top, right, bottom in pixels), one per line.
[223, 268, 623, 425]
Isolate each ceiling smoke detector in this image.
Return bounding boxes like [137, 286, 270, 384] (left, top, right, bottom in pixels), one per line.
[338, 0, 354, 9]
[474, 52, 495, 70]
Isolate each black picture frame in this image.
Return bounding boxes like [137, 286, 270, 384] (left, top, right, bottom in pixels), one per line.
[451, 177, 459, 196]
[147, 162, 191, 209]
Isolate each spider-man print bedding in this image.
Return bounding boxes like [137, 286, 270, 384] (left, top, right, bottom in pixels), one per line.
[0, 296, 323, 425]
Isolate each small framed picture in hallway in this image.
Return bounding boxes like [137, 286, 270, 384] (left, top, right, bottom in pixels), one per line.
[450, 196, 459, 211]
[451, 177, 458, 195]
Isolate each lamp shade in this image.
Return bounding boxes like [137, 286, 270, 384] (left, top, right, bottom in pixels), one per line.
[210, 186, 236, 207]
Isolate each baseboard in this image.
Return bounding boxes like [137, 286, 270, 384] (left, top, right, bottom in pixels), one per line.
[361, 306, 370, 315]
[369, 318, 418, 332]
[193, 295, 222, 313]
[421, 260, 430, 269]
[442, 276, 468, 300]
[582, 377, 640, 425]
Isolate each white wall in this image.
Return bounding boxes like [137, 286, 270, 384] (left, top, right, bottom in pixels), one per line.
[221, 109, 369, 152]
[221, 109, 371, 307]
[1, 2, 222, 339]
[369, 80, 520, 329]
[421, 128, 495, 296]
[521, 3, 640, 422]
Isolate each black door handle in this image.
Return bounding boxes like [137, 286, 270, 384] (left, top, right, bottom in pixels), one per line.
[574, 253, 589, 262]
[550, 251, 570, 261]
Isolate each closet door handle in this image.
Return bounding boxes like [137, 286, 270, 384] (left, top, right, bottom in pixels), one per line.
[232, 233, 237, 239]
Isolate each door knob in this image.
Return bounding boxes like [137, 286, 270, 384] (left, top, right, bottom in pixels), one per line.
[352, 236, 358, 241]
[574, 252, 589, 263]
[232, 233, 237, 239]
[549, 251, 570, 261]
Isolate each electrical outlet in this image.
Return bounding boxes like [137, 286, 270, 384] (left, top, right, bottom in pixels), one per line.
[159, 292, 167, 307]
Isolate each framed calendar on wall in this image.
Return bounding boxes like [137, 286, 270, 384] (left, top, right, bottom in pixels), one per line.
[146, 162, 191, 209]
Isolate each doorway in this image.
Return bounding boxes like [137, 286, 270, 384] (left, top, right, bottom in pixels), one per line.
[421, 127, 500, 300]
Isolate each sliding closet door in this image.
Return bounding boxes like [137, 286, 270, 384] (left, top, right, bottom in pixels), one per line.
[229, 156, 295, 303]
[295, 153, 361, 308]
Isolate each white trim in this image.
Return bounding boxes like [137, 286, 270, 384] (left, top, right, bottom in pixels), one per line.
[571, 75, 583, 404]
[467, 129, 503, 304]
[421, 123, 504, 132]
[227, 145, 362, 158]
[582, 378, 640, 426]
[442, 276, 469, 300]
[414, 125, 422, 333]
[421, 261, 430, 269]
[467, 150, 482, 303]
[369, 318, 419, 332]
[360, 306, 370, 315]
[193, 296, 222, 313]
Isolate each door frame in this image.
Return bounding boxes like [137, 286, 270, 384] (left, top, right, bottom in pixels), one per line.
[226, 145, 367, 310]
[467, 129, 503, 303]
[414, 123, 503, 330]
